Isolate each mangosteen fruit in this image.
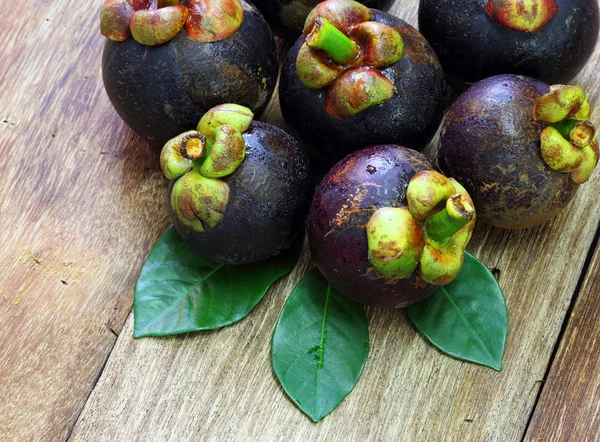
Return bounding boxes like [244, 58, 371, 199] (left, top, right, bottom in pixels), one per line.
[439, 74, 598, 229]
[251, 0, 394, 37]
[419, 0, 600, 85]
[161, 104, 314, 264]
[101, 0, 278, 146]
[279, 0, 447, 166]
[308, 145, 476, 308]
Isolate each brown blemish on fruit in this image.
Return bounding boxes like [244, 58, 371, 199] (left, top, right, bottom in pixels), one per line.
[411, 276, 428, 290]
[177, 186, 201, 223]
[440, 76, 580, 228]
[208, 62, 261, 109]
[392, 22, 437, 68]
[330, 185, 369, 231]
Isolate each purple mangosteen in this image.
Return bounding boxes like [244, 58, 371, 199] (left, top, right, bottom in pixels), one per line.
[308, 145, 476, 308]
[439, 74, 598, 229]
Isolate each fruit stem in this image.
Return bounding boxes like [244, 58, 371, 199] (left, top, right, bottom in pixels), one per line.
[306, 17, 359, 65]
[425, 195, 474, 242]
[554, 119, 595, 148]
[180, 135, 205, 160]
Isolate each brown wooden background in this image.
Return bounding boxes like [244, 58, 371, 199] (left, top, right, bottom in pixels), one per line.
[1, 0, 600, 440]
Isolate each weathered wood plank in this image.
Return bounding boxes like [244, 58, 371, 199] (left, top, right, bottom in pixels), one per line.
[0, 1, 170, 439]
[524, 237, 600, 442]
[68, 3, 600, 441]
[3, 0, 600, 440]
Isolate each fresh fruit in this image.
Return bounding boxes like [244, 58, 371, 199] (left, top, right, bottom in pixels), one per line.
[101, 0, 278, 146]
[279, 0, 446, 166]
[251, 0, 394, 37]
[418, 0, 600, 84]
[439, 74, 598, 229]
[161, 104, 314, 264]
[308, 145, 475, 308]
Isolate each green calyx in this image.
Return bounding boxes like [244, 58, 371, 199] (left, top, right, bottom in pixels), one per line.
[160, 130, 207, 180]
[170, 171, 230, 232]
[100, 0, 244, 45]
[485, 0, 559, 33]
[199, 125, 246, 178]
[296, 0, 404, 119]
[129, 6, 189, 46]
[366, 207, 424, 279]
[161, 104, 254, 232]
[306, 17, 359, 65]
[535, 85, 598, 183]
[324, 67, 395, 119]
[366, 171, 476, 285]
[197, 103, 254, 141]
[424, 194, 475, 242]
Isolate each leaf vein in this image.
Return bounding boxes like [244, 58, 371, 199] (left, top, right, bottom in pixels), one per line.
[314, 283, 330, 419]
[136, 263, 224, 334]
[440, 286, 496, 362]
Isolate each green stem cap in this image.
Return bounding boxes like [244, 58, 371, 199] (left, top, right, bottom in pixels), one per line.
[553, 119, 595, 148]
[306, 17, 359, 65]
[160, 131, 206, 180]
[425, 195, 475, 242]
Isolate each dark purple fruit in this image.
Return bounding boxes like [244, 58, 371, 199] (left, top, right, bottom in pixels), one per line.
[101, 0, 278, 147]
[251, 0, 394, 37]
[439, 74, 598, 229]
[162, 105, 313, 264]
[419, 0, 599, 85]
[308, 145, 475, 308]
[279, 0, 446, 166]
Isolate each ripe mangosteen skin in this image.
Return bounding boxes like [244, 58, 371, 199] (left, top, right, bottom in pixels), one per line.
[172, 121, 313, 265]
[419, 0, 600, 85]
[102, 1, 278, 147]
[252, 0, 394, 37]
[308, 145, 437, 308]
[279, 10, 447, 166]
[439, 75, 578, 229]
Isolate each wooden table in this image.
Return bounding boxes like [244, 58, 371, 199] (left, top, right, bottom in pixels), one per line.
[1, 0, 600, 440]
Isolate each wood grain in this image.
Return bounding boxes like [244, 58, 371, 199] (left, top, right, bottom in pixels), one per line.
[67, 3, 600, 442]
[0, 1, 170, 439]
[2, 0, 600, 440]
[524, 236, 600, 442]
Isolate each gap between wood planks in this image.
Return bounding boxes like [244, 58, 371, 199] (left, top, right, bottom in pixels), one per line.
[63, 219, 600, 442]
[64, 327, 121, 441]
[520, 218, 600, 442]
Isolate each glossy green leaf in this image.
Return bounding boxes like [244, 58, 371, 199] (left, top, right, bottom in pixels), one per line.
[406, 252, 508, 371]
[133, 226, 302, 338]
[271, 269, 370, 422]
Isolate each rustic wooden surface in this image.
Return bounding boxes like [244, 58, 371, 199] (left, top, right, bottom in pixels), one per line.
[524, 236, 600, 442]
[2, 0, 600, 440]
[0, 0, 169, 439]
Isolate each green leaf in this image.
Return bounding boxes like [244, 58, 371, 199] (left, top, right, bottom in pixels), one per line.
[271, 269, 370, 422]
[133, 226, 302, 338]
[406, 252, 508, 371]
